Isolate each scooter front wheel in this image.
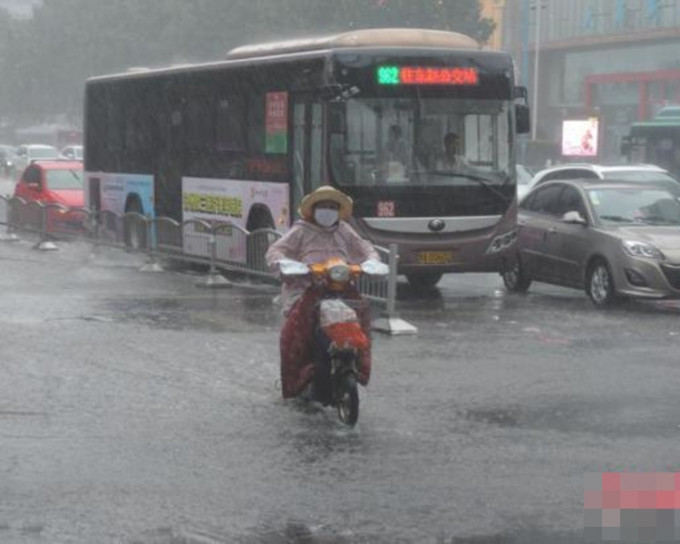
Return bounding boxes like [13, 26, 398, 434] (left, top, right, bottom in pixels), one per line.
[337, 373, 359, 426]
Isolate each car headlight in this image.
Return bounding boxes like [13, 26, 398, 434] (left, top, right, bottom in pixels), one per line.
[329, 263, 350, 282]
[622, 240, 664, 260]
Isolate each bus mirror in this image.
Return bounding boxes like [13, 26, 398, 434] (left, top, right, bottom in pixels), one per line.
[516, 104, 531, 134]
[514, 86, 530, 134]
[320, 84, 360, 102]
[328, 102, 346, 133]
[514, 86, 528, 101]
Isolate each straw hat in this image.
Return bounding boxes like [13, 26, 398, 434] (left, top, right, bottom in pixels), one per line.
[299, 185, 353, 221]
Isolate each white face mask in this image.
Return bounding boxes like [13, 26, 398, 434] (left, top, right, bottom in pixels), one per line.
[314, 208, 339, 227]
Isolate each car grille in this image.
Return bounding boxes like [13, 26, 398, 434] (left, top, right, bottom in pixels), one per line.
[660, 263, 680, 290]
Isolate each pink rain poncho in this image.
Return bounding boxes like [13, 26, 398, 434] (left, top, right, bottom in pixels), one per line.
[266, 219, 379, 314]
[266, 219, 380, 398]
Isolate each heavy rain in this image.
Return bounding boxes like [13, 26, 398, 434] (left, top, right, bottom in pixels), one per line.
[1, 1, 680, 543]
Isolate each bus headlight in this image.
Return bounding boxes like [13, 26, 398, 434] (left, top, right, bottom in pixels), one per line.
[486, 230, 517, 254]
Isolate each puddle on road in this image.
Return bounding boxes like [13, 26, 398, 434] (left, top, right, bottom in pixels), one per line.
[130, 524, 582, 544]
[459, 396, 680, 438]
[101, 292, 281, 333]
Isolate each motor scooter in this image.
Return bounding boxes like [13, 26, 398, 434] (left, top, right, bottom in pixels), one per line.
[279, 257, 388, 425]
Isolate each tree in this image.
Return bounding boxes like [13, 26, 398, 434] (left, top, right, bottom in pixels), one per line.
[3, 0, 496, 127]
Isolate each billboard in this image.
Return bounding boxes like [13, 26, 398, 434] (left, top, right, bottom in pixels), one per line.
[182, 177, 289, 261]
[562, 118, 599, 157]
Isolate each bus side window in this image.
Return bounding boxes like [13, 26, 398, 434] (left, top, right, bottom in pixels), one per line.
[247, 93, 266, 157]
[216, 95, 246, 153]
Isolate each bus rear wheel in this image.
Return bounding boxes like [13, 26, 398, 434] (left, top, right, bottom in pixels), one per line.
[124, 197, 147, 251]
[406, 272, 443, 290]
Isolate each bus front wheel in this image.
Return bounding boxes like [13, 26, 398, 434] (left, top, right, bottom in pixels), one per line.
[406, 272, 443, 290]
[246, 209, 275, 271]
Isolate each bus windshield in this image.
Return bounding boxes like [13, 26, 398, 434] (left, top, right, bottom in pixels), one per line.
[329, 97, 511, 188]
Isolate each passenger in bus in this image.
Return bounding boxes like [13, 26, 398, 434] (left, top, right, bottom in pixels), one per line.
[435, 132, 470, 171]
[379, 124, 409, 182]
[265, 186, 380, 402]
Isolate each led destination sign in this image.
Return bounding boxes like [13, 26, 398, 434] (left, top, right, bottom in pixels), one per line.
[377, 65, 479, 86]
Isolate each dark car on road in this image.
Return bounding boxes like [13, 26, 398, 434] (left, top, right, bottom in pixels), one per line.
[0, 144, 17, 178]
[502, 179, 680, 307]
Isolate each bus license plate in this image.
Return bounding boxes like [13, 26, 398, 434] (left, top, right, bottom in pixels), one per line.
[417, 251, 454, 265]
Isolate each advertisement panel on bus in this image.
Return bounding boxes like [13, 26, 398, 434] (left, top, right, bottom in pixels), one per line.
[84, 171, 155, 236]
[182, 177, 289, 261]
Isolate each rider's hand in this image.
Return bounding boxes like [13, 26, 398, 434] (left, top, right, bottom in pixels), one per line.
[361, 259, 389, 276]
[277, 259, 309, 283]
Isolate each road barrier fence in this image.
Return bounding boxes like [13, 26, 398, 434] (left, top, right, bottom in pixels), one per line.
[0, 194, 417, 334]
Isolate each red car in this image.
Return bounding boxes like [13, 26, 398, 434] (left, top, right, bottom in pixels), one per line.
[13, 160, 86, 233]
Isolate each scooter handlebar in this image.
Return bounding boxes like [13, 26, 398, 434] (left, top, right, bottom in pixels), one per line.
[277, 258, 310, 277]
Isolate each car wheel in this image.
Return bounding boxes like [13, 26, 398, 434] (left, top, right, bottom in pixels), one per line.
[586, 259, 619, 308]
[502, 255, 532, 293]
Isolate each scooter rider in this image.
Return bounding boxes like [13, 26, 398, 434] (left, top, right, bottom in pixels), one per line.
[266, 186, 380, 402]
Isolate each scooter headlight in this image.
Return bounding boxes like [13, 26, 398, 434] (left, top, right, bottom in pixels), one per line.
[329, 263, 350, 283]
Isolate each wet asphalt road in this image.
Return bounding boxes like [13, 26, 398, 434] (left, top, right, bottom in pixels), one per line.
[0, 237, 679, 544]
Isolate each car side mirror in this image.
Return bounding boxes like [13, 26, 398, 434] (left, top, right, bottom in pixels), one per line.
[562, 210, 587, 225]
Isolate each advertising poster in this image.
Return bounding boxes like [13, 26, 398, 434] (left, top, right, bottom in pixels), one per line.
[84, 171, 155, 236]
[562, 118, 599, 157]
[265, 92, 288, 154]
[182, 177, 290, 261]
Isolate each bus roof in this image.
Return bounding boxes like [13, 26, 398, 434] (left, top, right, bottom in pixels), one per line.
[631, 117, 680, 135]
[629, 106, 680, 135]
[87, 28, 489, 84]
[226, 28, 481, 60]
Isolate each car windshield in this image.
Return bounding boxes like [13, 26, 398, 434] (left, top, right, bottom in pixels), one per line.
[67, 146, 84, 159]
[602, 170, 677, 183]
[588, 187, 680, 226]
[329, 97, 512, 187]
[30, 147, 59, 159]
[46, 168, 83, 190]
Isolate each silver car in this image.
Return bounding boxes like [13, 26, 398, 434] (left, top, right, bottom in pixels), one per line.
[528, 163, 680, 196]
[502, 179, 680, 307]
[14, 144, 60, 174]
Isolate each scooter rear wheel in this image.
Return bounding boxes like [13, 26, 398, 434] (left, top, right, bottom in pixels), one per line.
[337, 373, 359, 426]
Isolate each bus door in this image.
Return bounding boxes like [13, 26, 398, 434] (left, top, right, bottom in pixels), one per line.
[157, 79, 184, 218]
[291, 95, 324, 212]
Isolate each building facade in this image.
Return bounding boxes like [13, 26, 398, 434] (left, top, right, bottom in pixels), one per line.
[503, 0, 680, 164]
[480, 0, 507, 50]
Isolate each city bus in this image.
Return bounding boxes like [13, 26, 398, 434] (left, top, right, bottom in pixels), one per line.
[84, 28, 529, 288]
[622, 106, 680, 180]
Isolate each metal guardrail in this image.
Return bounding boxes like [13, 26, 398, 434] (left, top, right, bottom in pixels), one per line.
[0, 195, 417, 334]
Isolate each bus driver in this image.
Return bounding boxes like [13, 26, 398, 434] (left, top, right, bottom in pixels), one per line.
[435, 132, 470, 171]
